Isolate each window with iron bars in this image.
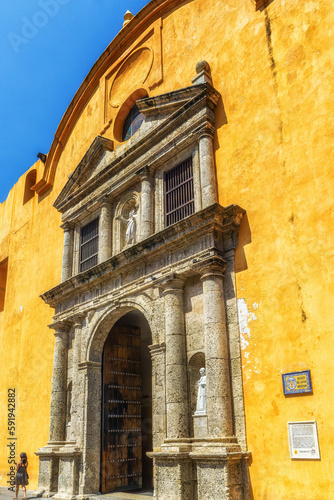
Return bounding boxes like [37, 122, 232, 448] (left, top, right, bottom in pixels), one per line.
[80, 218, 99, 272]
[164, 157, 194, 227]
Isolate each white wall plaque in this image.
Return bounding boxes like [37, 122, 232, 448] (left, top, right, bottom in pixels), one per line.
[288, 421, 320, 459]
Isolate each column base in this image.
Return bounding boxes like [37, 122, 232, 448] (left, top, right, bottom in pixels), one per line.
[35, 443, 81, 499]
[149, 438, 250, 500]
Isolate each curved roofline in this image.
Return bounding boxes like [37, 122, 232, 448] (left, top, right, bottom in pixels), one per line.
[33, 0, 183, 195]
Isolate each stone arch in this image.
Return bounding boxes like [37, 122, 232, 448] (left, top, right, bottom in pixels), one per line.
[84, 299, 155, 494]
[86, 297, 156, 364]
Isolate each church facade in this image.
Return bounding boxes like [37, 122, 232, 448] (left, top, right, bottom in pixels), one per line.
[0, 1, 333, 499]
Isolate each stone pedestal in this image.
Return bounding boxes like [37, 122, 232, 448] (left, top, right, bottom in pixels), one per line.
[150, 446, 194, 500]
[54, 446, 81, 500]
[193, 414, 208, 438]
[35, 446, 60, 497]
[150, 438, 249, 500]
[190, 439, 249, 500]
[35, 444, 81, 500]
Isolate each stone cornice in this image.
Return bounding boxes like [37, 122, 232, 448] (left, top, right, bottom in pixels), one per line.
[40, 204, 244, 308]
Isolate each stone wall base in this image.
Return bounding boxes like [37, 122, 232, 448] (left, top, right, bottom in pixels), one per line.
[149, 439, 250, 500]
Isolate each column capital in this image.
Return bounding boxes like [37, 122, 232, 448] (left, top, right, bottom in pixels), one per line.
[137, 165, 155, 180]
[195, 123, 215, 140]
[48, 320, 72, 335]
[160, 274, 185, 295]
[100, 196, 112, 208]
[71, 313, 85, 328]
[193, 256, 227, 280]
[60, 221, 74, 231]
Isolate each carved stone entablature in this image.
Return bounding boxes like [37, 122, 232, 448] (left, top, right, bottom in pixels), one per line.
[41, 203, 244, 310]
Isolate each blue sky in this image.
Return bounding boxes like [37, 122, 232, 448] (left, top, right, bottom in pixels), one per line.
[0, 0, 148, 203]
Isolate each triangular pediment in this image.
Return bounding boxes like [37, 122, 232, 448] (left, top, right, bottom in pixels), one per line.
[54, 82, 220, 214]
[54, 136, 114, 210]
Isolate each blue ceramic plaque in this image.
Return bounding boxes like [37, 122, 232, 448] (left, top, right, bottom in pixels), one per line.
[282, 370, 312, 395]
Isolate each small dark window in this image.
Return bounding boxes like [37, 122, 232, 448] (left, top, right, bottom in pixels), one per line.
[122, 104, 145, 142]
[80, 218, 99, 272]
[164, 157, 194, 227]
[0, 258, 8, 312]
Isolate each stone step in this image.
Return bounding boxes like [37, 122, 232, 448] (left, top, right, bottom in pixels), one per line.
[101, 492, 153, 499]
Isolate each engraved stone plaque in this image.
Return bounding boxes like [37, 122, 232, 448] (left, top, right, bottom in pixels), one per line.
[288, 421, 320, 459]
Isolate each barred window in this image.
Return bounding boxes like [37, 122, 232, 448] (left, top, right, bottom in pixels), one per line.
[164, 157, 194, 227]
[80, 218, 99, 272]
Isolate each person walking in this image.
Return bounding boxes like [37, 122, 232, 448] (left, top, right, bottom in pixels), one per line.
[14, 452, 28, 499]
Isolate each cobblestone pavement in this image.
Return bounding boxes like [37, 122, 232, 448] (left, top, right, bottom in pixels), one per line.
[0, 488, 153, 500]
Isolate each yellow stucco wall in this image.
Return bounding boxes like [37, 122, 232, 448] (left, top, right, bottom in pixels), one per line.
[0, 0, 333, 497]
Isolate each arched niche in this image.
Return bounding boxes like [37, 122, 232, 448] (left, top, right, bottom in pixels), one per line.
[23, 169, 37, 204]
[188, 352, 206, 430]
[113, 191, 141, 253]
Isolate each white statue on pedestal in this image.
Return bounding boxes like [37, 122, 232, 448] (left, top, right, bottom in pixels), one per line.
[195, 367, 207, 415]
[118, 208, 137, 246]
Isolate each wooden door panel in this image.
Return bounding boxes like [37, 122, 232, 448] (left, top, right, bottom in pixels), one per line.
[102, 325, 142, 493]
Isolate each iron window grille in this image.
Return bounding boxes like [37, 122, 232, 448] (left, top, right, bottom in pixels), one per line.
[164, 157, 194, 227]
[80, 218, 99, 272]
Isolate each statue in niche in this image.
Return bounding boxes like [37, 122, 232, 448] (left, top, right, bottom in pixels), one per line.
[195, 367, 207, 415]
[117, 208, 138, 246]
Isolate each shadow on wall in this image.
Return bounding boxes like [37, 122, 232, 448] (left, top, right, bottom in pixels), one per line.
[235, 212, 252, 273]
[213, 96, 228, 153]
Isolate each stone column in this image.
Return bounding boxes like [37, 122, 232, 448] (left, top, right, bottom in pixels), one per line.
[161, 277, 189, 440]
[61, 223, 74, 282]
[198, 125, 218, 208]
[48, 321, 71, 443]
[78, 361, 102, 496]
[69, 314, 85, 443]
[139, 166, 154, 240]
[99, 200, 112, 263]
[149, 343, 166, 449]
[200, 259, 233, 437]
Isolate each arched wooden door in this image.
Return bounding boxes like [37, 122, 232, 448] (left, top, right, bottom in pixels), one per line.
[102, 325, 142, 493]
